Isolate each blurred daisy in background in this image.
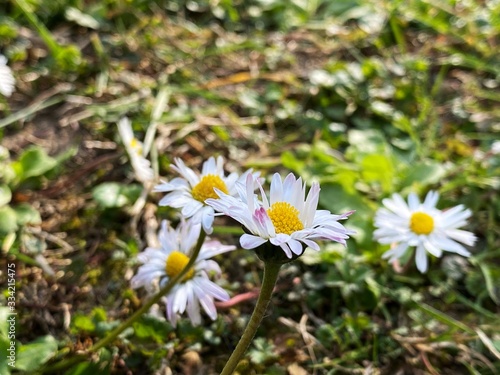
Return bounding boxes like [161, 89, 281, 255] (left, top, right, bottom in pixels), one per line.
[131, 219, 235, 327]
[154, 156, 258, 234]
[117, 117, 154, 183]
[374, 191, 477, 273]
[0, 55, 15, 97]
[206, 172, 354, 259]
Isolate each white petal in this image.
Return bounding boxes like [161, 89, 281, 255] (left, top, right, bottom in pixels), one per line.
[301, 238, 320, 251]
[0, 56, 15, 97]
[288, 239, 304, 255]
[302, 182, 320, 227]
[423, 238, 442, 258]
[282, 173, 297, 202]
[201, 156, 217, 175]
[280, 242, 293, 258]
[172, 158, 199, 187]
[415, 245, 428, 273]
[445, 229, 476, 246]
[196, 277, 230, 301]
[423, 191, 439, 210]
[270, 173, 283, 205]
[198, 241, 236, 261]
[181, 200, 204, 218]
[382, 194, 410, 216]
[163, 295, 177, 327]
[240, 234, 267, 249]
[382, 242, 408, 261]
[173, 285, 188, 313]
[201, 206, 215, 234]
[433, 235, 471, 257]
[270, 233, 291, 246]
[192, 282, 217, 320]
[408, 192, 420, 211]
[186, 283, 201, 325]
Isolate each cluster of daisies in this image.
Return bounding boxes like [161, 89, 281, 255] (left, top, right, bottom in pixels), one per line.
[118, 120, 477, 327]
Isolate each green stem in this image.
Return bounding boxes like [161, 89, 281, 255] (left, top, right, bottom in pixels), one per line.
[43, 231, 207, 373]
[221, 261, 282, 375]
[13, 0, 60, 54]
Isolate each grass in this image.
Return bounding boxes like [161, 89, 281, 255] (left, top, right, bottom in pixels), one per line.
[0, 0, 499, 374]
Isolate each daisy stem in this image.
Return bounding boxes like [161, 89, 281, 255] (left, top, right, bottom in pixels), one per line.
[42, 231, 207, 373]
[220, 261, 282, 375]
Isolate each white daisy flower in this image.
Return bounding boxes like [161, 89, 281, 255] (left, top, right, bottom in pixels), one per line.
[117, 117, 154, 183]
[131, 219, 235, 327]
[205, 172, 355, 260]
[0, 55, 15, 97]
[154, 156, 258, 234]
[374, 191, 477, 273]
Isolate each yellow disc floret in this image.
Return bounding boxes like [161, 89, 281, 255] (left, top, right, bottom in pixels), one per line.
[409, 212, 434, 235]
[129, 138, 142, 153]
[192, 174, 229, 202]
[165, 251, 194, 281]
[267, 202, 304, 235]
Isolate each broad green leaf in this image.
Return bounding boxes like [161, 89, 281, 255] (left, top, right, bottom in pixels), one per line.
[14, 146, 57, 181]
[361, 154, 395, 193]
[0, 184, 12, 207]
[319, 183, 375, 245]
[0, 206, 18, 234]
[402, 161, 447, 187]
[132, 315, 171, 343]
[92, 182, 142, 208]
[0, 339, 12, 374]
[15, 335, 58, 372]
[71, 315, 96, 333]
[346, 129, 389, 159]
[0, 307, 11, 338]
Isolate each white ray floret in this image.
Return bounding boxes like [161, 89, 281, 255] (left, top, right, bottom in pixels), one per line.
[131, 219, 235, 327]
[0, 55, 15, 97]
[374, 191, 477, 273]
[206, 172, 354, 259]
[154, 156, 258, 234]
[117, 117, 154, 183]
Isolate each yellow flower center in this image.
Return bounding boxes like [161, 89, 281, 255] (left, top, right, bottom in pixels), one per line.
[409, 212, 434, 235]
[192, 174, 229, 202]
[165, 251, 194, 281]
[267, 202, 304, 235]
[129, 138, 142, 152]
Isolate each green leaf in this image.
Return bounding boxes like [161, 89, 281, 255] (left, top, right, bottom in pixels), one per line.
[319, 183, 375, 245]
[402, 161, 447, 187]
[346, 129, 389, 158]
[14, 146, 57, 181]
[92, 182, 142, 208]
[360, 154, 395, 192]
[0, 184, 12, 207]
[0, 206, 19, 234]
[71, 315, 96, 333]
[0, 307, 11, 338]
[15, 335, 58, 372]
[132, 315, 172, 343]
[14, 203, 41, 226]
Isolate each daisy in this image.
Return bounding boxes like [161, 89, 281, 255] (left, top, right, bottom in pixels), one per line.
[154, 156, 258, 234]
[206, 172, 354, 260]
[117, 117, 154, 183]
[0, 55, 15, 97]
[374, 191, 477, 273]
[131, 219, 235, 327]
